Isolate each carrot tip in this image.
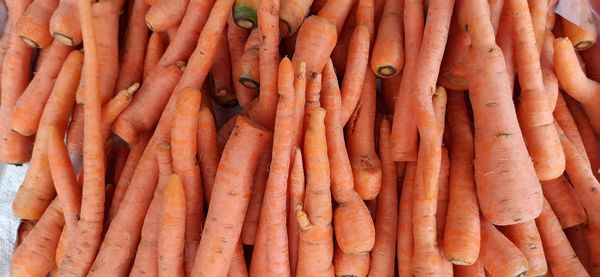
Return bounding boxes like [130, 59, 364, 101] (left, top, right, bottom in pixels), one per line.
[376, 66, 397, 78]
[52, 32, 76, 46]
[233, 5, 258, 29]
[126, 83, 141, 97]
[239, 77, 259, 89]
[19, 36, 39, 48]
[145, 19, 154, 32]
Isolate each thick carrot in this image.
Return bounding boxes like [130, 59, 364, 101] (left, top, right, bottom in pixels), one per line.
[114, 0, 150, 92]
[296, 107, 335, 277]
[397, 162, 416, 277]
[50, 0, 81, 46]
[228, 17, 255, 109]
[288, 148, 305, 276]
[237, 28, 260, 90]
[279, 0, 312, 37]
[564, 95, 600, 180]
[554, 93, 587, 162]
[443, 91, 480, 266]
[292, 15, 337, 77]
[511, 0, 564, 181]
[210, 34, 237, 107]
[172, 87, 204, 273]
[339, 25, 370, 124]
[368, 117, 397, 277]
[66, 104, 84, 155]
[528, 0, 547, 54]
[249, 58, 295, 276]
[541, 175, 587, 228]
[317, 0, 355, 34]
[464, 0, 542, 225]
[197, 102, 221, 201]
[553, 37, 600, 135]
[291, 61, 306, 152]
[15, 0, 58, 48]
[11, 50, 82, 220]
[158, 174, 187, 277]
[59, 0, 106, 274]
[100, 83, 139, 141]
[370, 0, 404, 77]
[536, 198, 589, 276]
[191, 116, 271, 277]
[10, 200, 64, 277]
[111, 64, 183, 144]
[227, 241, 249, 277]
[346, 71, 381, 200]
[501, 221, 548, 276]
[233, 0, 258, 29]
[333, 245, 370, 277]
[159, 0, 215, 66]
[145, 0, 189, 31]
[478, 216, 529, 276]
[321, 61, 375, 254]
[240, 143, 272, 244]
[143, 32, 168, 80]
[561, 17, 597, 51]
[129, 142, 173, 277]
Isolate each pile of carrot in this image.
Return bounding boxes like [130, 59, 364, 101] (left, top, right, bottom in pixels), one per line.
[3, 0, 600, 275]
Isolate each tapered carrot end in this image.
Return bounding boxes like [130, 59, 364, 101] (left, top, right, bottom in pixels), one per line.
[126, 83, 141, 97]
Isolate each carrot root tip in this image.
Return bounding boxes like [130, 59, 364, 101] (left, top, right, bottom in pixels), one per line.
[279, 19, 292, 38]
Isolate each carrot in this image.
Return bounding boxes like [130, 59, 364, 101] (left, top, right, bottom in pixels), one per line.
[330, 12, 355, 73]
[145, 0, 189, 31]
[565, 225, 592, 272]
[143, 32, 168, 80]
[434, 91, 449, 244]
[50, 0, 81, 46]
[197, 102, 221, 201]
[11, 50, 82, 220]
[581, 43, 600, 81]
[172, 87, 204, 273]
[381, 73, 400, 113]
[100, 83, 140, 141]
[129, 142, 173, 277]
[59, 0, 106, 274]
[333, 245, 370, 277]
[292, 15, 337, 78]
[190, 116, 271, 277]
[291, 61, 306, 152]
[501, 221, 548, 276]
[0, 0, 34, 165]
[210, 34, 237, 107]
[321, 61, 375, 254]
[536, 198, 589, 276]
[114, 0, 151, 92]
[303, 71, 321, 130]
[158, 174, 187, 277]
[479, 216, 529, 276]
[279, 0, 312, 37]
[561, 17, 597, 51]
[111, 64, 183, 144]
[541, 175, 587, 228]
[438, 17, 469, 91]
[339, 25, 370, 124]
[217, 113, 242, 152]
[511, 0, 564, 181]
[107, 132, 151, 222]
[397, 162, 415, 277]
[528, 0, 547, 54]
[159, 0, 216, 66]
[317, 0, 356, 34]
[554, 94, 587, 162]
[496, 3, 515, 89]
[15, 0, 59, 48]
[233, 0, 258, 29]
[16, 220, 36, 247]
[227, 241, 249, 277]
[553, 37, 600, 135]
[296, 107, 335, 277]
[10, 200, 64, 277]
[454, 260, 485, 277]
[249, 57, 295, 276]
[228, 17, 255, 109]
[464, 0, 542, 225]
[346, 71, 381, 200]
[564, 95, 600, 180]
[66, 104, 84, 155]
[288, 148, 305, 276]
[240, 143, 272, 244]
[238, 29, 260, 89]
[370, 0, 404, 77]
[367, 117, 397, 277]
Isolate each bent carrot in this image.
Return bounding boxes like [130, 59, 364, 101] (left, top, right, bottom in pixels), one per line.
[478, 216, 529, 276]
[15, 0, 59, 48]
[50, 0, 81, 46]
[158, 174, 187, 277]
[370, 0, 404, 77]
[145, 0, 189, 32]
[542, 175, 587, 228]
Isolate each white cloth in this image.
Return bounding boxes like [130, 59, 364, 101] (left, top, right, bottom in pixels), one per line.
[0, 164, 27, 276]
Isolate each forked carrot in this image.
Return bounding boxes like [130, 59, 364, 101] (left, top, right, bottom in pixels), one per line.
[397, 162, 416, 277]
[158, 174, 187, 277]
[145, 0, 189, 32]
[541, 175, 587, 228]
[15, 0, 59, 48]
[370, 0, 404, 77]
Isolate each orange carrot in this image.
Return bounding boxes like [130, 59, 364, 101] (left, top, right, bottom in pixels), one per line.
[158, 174, 187, 277]
[279, 0, 312, 37]
[370, 0, 404, 77]
[317, 0, 356, 34]
[143, 32, 168, 80]
[228, 241, 249, 277]
[240, 143, 272, 244]
[296, 107, 335, 277]
[536, 198, 589, 276]
[197, 102, 221, 201]
[346, 71, 381, 200]
[501, 221, 548, 276]
[303, 71, 322, 129]
[292, 15, 337, 78]
[381, 73, 400, 113]
[11, 50, 82, 220]
[367, 117, 397, 277]
[565, 95, 600, 180]
[561, 17, 597, 51]
[10, 200, 64, 277]
[288, 149, 305, 276]
[464, 0, 542, 225]
[228, 17, 255, 109]
[541, 175, 587, 228]
[15, 0, 59, 48]
[339, 25, 370, 125]
[210, 33, 237, 107]
[333, 245, 370, 277]
[100, 83, 139, 141]
[554, 93, 587, 161]
[444, 91, 480, 266]
[528, 0, 547, 54]
[397, 162, 416, 277]
[238, 29, 260, 89]
[217, 113, 243, 152]
[496, 4, 516, 90]
[438, 17, 469, 91]
[565, 225, 592, 272]
[436, 146, 450, 243]
[114, 0, 151, 92]
[66, 104, 84, 155]
[145, 0, 189, 32]
[190, 116, 271, 277]
[159, 0, 216, 66]
[330, 11, 355, 73]
[233, 0, 258, 29]
[454, 260, 485, 277]
[291, 61, 306, 152]
[581, 42, 600, 81]
[50, 0, 82, 46]
[478, 216, 529, 276]
[172, 87, 204, 273]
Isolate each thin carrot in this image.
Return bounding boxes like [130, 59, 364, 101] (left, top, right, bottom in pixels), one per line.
[291, 61, 306, 152]
[238, 29, 260, 89]
[158, 174, 187, 277]
[303, 72, 321, 131]
[528, 0, 547, 54]
[210, 34, 237, 107]
[330, 11, 355, 73]
[438, 17, 470, 91]
[501, 221, 548, 276]
[346, 71, 381, 200]
[50, 0, 82, 46]
[339, 25, 370, 124]
[145, 0, 189, 31]
[368, 117, 397, 277]
[197, 102, 221, 201]
[288, 148, 305, 276]
[564, 95, 600, 180]
[381, 73, 400, 113]
[66, 104, 84, 155]
[114, 0, 150, 92]
[191, 116, 271, 276]
[370, 0, 404, 77]
[496, 4, 516, 91]
[478, 216, 529, 276]
[172, 87, 204, 273]
[279, 0, 312, 37]
[240, 143, 272, 244]
[100, 83, 139, 141]
[553, 94, 588, 165]
[11, 50, 82, 220]
[228, 17, 255, 109]
[397, 162, 416, 277]
[15, 0, 59, 48]
[143, 32, 168, 80]
[541, 175, 587, 228]
[233, 0, 258, 29]
[333, 245, 370, 277]
[296, 107, 335, 277]
[561, 17, 597, 51]
[565, 225, 592, 272]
